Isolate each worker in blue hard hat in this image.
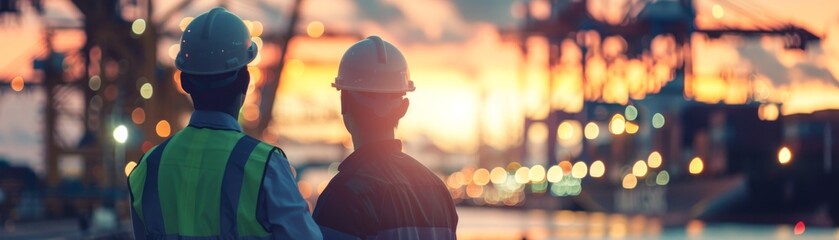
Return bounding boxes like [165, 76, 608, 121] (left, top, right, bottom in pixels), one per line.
[127, 7, 321, 239]
[312, 36, 459, 239]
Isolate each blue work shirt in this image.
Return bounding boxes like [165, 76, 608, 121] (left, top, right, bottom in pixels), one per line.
[131, 110, 322, 239]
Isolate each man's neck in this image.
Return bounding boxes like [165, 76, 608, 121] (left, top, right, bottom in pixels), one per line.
[351, 130, 395, 151]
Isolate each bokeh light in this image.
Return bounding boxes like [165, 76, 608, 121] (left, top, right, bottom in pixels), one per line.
[132, 19, 146, 35]
[778, 146, 792, 165]
[625, 121, 639, 134]
[88, 75, 101, 91]
[546, 165, 563, 183]
[124, 161, 137, 177]
[610, 114, 626, 135]
[656, 170, 670, 185]
[557, 121, 574, 140]
[571, 161, 588, 179]
[622, 174, 637, 189]
[11, 76, 25, 92]
[473, 168, 490, 186]
[179, 17, 194, 32]
[131, 107, 146, 124]
[514, 166, 530, 184]
[140, 83, 153, 99]
[652, 113, 665, 128]
[306, 21, 325, 38]
[711, 4, 725, 19]
[113, 125, 128, 144]
[648, 151, 662, 168]
[632, 160, 647, 177]
[584, 122, 600, 140]
[529, 165, 546, 183]
[155, 120, 171, 138]
[625, 105, 638, 121]
[589, 160, 605, 178]
[689, 157, 704, 175]
[489, 167, 507, 184]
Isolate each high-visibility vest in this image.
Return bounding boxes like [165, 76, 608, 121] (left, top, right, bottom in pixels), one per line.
[128, 126, 278, 238]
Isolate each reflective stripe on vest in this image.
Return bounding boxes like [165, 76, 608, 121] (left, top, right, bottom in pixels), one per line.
[128, 126, 275, 238]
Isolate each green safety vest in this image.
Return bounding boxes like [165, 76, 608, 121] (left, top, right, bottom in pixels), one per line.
[128, 126, 277, 238]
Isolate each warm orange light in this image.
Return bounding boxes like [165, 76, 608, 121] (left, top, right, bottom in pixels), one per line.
[778, 147, 792, 165]
[689, 157, 704, 175]
[625, 121, 639, 134]
[622, 174, 637, 189]
[648, 151, 662, 168]
[473, 168, 490, 186]
[173, 70, 187, 95]
[489, 167, 507, 184]
[124, 161, 137, 177]
[11, 76, 24, 92]
[306, 21, 325, 38]
[242, 104, 260, 122]
[687, 219, 704, 236]
[559, 160, 573, 174]
[131, 108, 146, 124]
[179, 17, 194, 32]
[155, 120, 171, 138]
[250, 21, 264, 37]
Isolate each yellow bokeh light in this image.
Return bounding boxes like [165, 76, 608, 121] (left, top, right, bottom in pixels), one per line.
[242, 20, 254, 35]
[712, 4, 725, 19]
[252, 37, 264, 50]
[529, 165, 546, 183]
[558, 121, 574, 140]
[306, 21, 325, 38]
[140, 83, 153, 99]
[489, 167, 507, 184]
[466, 184, 484, 198]
[648, 151, 662, 168]
[131, 19, 146, 35]
[778, 147, 792, 165]
[590, 160, 605, 178]
[179, 17, 194, 32]
[473, 168, 490, 186]
[156, 120, 171, 138]
[250, 21, 264, 37]
[689, 157, 704, 175]
[610, 114, 626, 135]
[759, 103, 779, 121]
[571, 161, 588, 179]
[622, 174, 637, 189]
[632, 160, 647, 177]
[625, 121, 639, 134]
[11, 76, 24, 92]
[124, 161, 138, 177]
[546, 165, 563, 183]
[584, 122, 599, 140]
[515, 167, 530, 184]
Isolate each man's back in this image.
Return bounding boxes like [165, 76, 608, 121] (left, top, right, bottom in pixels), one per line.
[128, 111, 321, 239]
[313, 140, 458, 239]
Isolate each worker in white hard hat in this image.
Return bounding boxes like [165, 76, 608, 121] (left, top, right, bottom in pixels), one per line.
[127, 7, 321, 239]
[312, 36, 459, 239]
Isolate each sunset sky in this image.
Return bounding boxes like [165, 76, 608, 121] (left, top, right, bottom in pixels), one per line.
[1, 0, 839, 171]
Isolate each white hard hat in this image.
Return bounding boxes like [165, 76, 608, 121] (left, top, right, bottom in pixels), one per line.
[175, 7, 257, 75]
[333, 36, 415, 93]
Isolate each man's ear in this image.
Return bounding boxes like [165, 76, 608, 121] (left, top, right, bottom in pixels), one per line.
[396, 98, 409, 118]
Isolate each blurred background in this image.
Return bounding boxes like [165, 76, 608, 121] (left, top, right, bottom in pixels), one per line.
[0, 0, 838, 239]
